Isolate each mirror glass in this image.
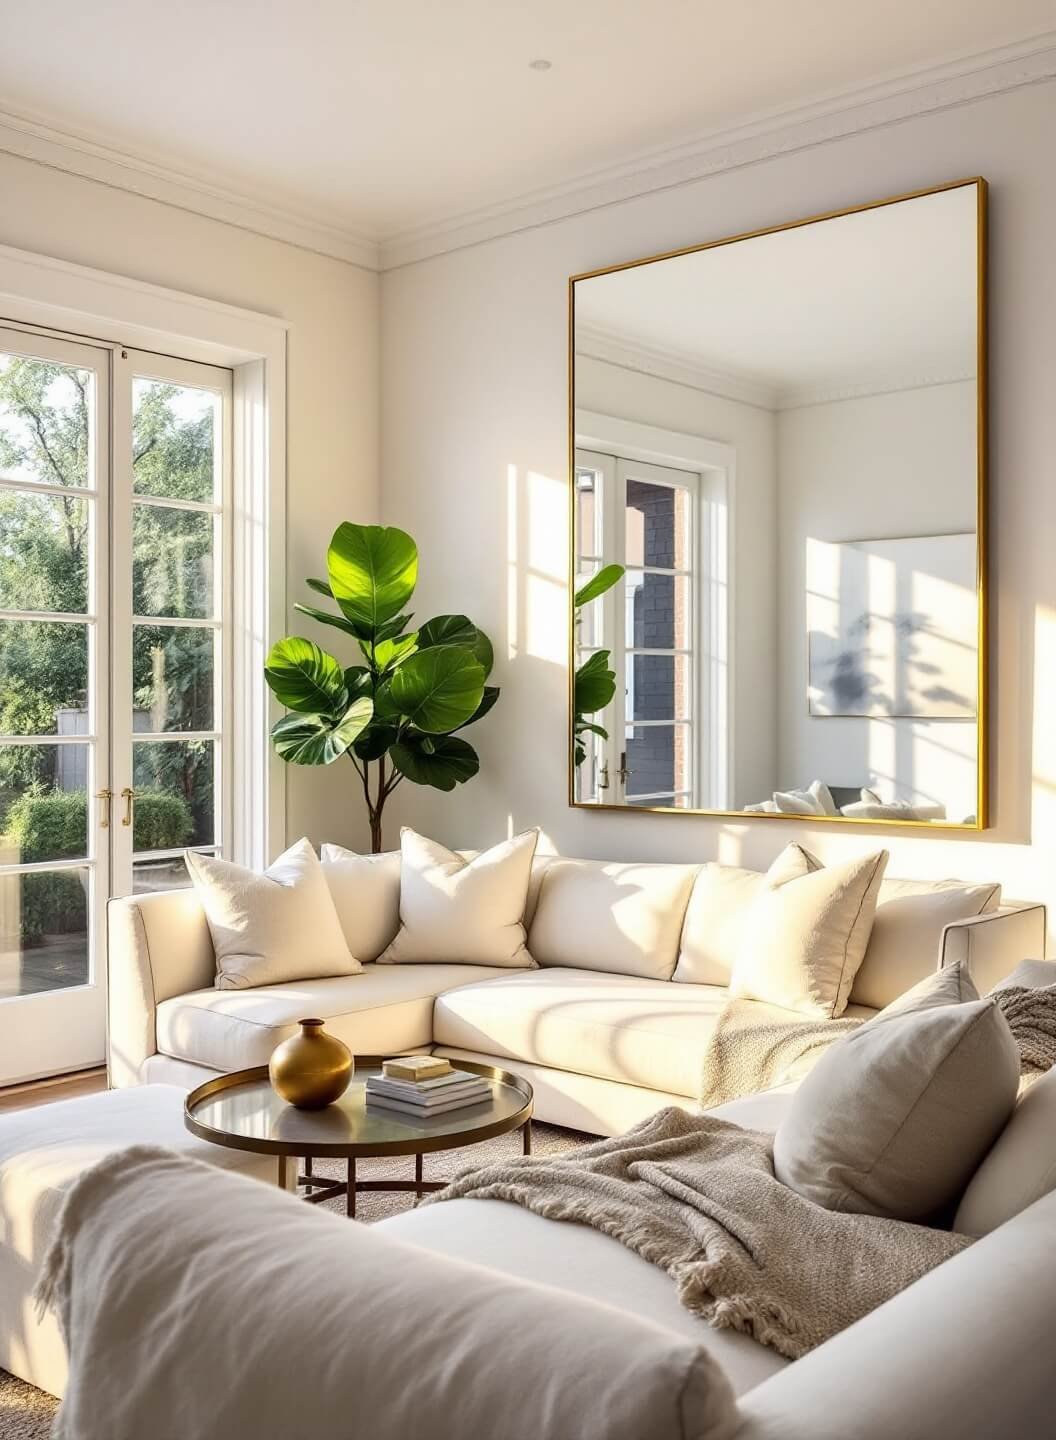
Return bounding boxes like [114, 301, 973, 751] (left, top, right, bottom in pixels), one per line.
[570, 180, 985, 828]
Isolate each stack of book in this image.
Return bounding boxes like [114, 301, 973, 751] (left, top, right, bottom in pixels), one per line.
[366, 1055, 490, 1119]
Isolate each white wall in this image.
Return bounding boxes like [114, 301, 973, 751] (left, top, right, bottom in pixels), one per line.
[574, 355, 778, 803]
[0, 150, 380, 850]
[381, 79, 1056, 923]
[777, 381, 978, 819]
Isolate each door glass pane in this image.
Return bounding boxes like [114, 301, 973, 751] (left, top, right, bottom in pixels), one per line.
[133, 380, 218, 503]
[133, 505, 214, 618]
[626, 572, 691, 650]
[134, 625, 215, 732]
[133, 739, 214, 849]
[0, 744, 90, 862]
[0, 867, 89, 998]
[0, 490, 89, 613]
[625, 479, 691, 569]
[628, 655, 691, 723]
[132, 854, 193, 894]
[624, 723, 691, 798]
[0, 621, 88, 734]
[576, 470, 600, 558]
[0, 354, 92, 489]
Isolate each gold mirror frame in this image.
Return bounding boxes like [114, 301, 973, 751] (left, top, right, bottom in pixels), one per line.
[568, 177, 988, 831]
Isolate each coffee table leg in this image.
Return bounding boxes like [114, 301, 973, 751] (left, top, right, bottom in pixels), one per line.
[304, 1155, 314, 1190]
[415, 1152, 423, 1199]
[277, 1154, 288, 1189]
[523, 1119, 532, 1156]
[347, 1156, 357, 1218]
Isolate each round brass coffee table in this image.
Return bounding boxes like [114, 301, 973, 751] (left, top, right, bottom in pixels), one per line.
[184, 1055, 533, 1217]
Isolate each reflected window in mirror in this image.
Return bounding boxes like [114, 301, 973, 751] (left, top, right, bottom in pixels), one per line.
[569, 178, 986, 829]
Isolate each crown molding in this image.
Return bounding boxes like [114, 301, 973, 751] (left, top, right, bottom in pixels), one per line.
[0, 105, 382, 271]
[381, 31, 1056, 269]
[576, 322, 778, 409]
[0, 31, 1052, 274]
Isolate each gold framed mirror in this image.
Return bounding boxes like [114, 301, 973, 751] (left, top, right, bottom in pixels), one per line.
[569, 178, 987, 830]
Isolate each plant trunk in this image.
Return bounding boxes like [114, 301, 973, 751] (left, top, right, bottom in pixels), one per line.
[369, 807, 384, 854]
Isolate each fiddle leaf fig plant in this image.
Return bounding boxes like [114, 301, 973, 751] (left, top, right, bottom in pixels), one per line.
[265, 523, 498, 852]
[573, 563, 625, 767]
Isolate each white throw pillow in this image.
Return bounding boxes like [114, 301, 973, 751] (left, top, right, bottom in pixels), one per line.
[730, 849, 889, 1017]
[772, 781, 838, 817]
[850, 878, 1001, 1010]
[378, 828, 538, 968]
[774, 997, 1020, 1219]
[955, 1062, 1056, 1236]
[320, 845, 401, 961]
[187, 839, 359, 991]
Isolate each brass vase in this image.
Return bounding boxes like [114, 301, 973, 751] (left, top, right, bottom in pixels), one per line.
[269, 1019, 353, 1110]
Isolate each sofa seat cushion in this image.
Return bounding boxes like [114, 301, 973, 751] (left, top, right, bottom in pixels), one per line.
[433, 968, 849, 1099]
[380, 1198, 787, 1398]
[156, 963, 508, 1073]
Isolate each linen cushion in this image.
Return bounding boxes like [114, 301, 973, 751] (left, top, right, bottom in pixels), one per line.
[378, 828, 538, 967]
[849, 878, 1001, 1009]
[673, 844, 820, 986]
[46, 1149, 739, 1440]
[774, 997, 1021, 1219]
[869, 957, 978, 1022]
[529, 858, 699, 980]
[187, 838, 357, 991]
[156, 963, 509, 1073]
[955, 1063, 1056, 1236]
[730, 850, 889, 1017]
[319, 844, 401, 961]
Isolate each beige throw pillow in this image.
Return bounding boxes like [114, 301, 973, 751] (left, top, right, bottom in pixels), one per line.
[320, 845, 401, 961]
[774, 997, 1021, 1219]
[729, 849, 889, 1017]
[870, 957, 979, 1022]
[187, 839, 359, 991]
[378, 828, 538, 968]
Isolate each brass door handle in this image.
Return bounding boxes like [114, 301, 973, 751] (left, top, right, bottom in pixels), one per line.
[96, 788, 112, 829]
[120, 786, 135, 827]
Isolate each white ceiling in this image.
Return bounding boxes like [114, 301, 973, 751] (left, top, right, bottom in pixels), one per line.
[0, 1, 1053, 257]
[575, 183, 979, 402]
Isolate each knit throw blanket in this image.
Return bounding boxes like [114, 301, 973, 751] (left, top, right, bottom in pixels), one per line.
[993, 983, 1056, 1085]
[698, 997, 863, 1109]
[424, 1106, 969, 1360]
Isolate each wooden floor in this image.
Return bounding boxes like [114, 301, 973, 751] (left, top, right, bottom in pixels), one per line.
[0, 1067, 107, 1113]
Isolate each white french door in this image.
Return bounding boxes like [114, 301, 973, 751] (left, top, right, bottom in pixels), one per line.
[0, 328, 231, 1084]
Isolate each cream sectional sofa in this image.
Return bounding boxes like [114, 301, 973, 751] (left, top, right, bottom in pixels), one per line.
[107, 852, 1045, 1133]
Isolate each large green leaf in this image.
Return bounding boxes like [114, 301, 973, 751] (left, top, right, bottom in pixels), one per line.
[574, 649, 617, 714]
[418, 614, 494, 678]
[388, 646, 485, 733]
[264, 637, 346, 715]
[270, 697, 373, 765]
[574, 564, 625, 610]
[390, 734, 479, 791]
[305, 577, 334, 598]
[352, 721, 399, 761]
[453, 684, 500, 731]
[343, 665, 372, 699]
[327, 524, 418, 631]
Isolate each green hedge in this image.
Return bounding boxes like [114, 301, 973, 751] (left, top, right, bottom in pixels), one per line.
[4, 787, 193, 944]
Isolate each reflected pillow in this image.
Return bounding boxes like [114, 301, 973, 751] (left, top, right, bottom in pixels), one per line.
[841, 799, 947, 821]
[730, 849, 888, 1017]
[772, 781, 838, 817]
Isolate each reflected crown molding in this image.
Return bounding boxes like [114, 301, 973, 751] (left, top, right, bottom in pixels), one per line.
[577, 322, 976, 412]
[575, 323, 778, 409]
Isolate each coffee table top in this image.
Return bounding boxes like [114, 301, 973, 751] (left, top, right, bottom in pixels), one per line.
[184, 1056, 533, 1159]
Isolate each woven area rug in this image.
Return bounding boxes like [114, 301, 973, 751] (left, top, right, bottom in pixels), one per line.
[0, 1121, 587, 1435]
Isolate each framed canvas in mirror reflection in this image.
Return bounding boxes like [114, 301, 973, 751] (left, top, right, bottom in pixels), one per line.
[568, 178, 987, 831]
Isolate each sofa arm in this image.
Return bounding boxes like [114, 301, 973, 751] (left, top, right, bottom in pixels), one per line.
[940, 903, 1047, 994]
[733, 1188, 1056, 1439]
[106, 890, 215, 1087]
